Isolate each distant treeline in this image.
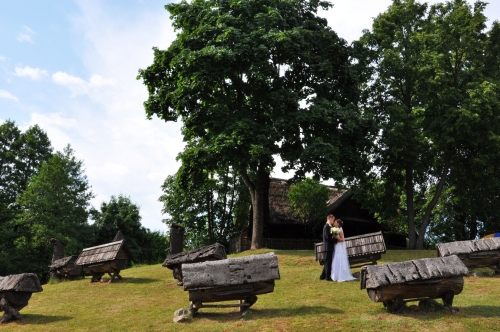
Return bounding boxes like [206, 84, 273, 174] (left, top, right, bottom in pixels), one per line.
[0, 120, 167, 283]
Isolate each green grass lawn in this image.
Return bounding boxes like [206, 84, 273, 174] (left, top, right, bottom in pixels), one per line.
[3, 249, 499, 332]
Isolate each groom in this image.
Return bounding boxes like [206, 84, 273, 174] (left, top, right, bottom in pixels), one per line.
[320, 214, 338, 281]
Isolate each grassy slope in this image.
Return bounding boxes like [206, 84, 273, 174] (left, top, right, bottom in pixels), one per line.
[2, 249, 499, 332]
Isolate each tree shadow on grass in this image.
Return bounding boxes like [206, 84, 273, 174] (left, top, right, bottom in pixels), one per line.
[10, 314, 72, 325]
[92, 277, 159, 284]
[120, 277, 159, 284]
[186, 305, 342, 322]
[449, 305, 500, 318]
[373, 303, 500, 319]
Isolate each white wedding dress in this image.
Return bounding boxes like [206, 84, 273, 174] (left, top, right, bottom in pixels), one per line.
[330, 228, 356, 282]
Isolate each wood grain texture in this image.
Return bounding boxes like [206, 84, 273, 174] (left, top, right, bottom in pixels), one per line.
[182, 252, 280, 291]
[360, 255, 468, 289]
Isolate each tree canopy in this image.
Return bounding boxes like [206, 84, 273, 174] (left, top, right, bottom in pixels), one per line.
[10, 145, 95, 281]
[90, 194, 167, 265]
[288, 177, 330, 236]
[355, 0, 500, 248]
[139, 0, 373, 248]
[159, 161, 250, 250]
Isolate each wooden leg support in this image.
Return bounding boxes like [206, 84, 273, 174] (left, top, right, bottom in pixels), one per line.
[108, 269, 122, 282]
[0, 298, 21, 323]
[442, 290, 458, 313]
[384, 295, 405, 314]
[240, 295, 258, 315]
[188, 301, 201, 315]
[90, 272, 104, 283]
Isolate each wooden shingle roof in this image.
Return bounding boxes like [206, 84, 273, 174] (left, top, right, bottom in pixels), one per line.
[437, 238, 500, 257]
[346, 231, 386, 258]
[269, 178, 348, 224]
[360, 255, 468, 289]
[49, 255, 77, 269]
[0, 273, 43, 293]
[75, 240, 131, 266]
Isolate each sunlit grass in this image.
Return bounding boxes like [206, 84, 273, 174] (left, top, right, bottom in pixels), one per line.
[2, 249, 499, 331]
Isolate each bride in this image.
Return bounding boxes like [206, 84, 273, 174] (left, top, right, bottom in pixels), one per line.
[330, 219, 356, 282]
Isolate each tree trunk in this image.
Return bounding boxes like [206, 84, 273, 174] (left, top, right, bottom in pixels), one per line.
[416, 154, 451, 249]
[406, 163, 416, 249]
[240, 163, 268, 249]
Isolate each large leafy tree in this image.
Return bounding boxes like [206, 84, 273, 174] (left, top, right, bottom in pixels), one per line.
[0, 120, 53, 277]
[139, 0, 371, 248]
[90, 194, 167, 264]
[357, 0, 500, 248]
[12, 145, 94, 282]
[160, 159, 250, 250]
[0, 120, 53, 222]
[288, 177, 330, 236]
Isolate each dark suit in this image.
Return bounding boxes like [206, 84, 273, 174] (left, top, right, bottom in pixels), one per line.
[320, 222, 338, 280]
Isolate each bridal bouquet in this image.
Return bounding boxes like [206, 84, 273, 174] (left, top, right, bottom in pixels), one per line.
[330, 227, 340, 236]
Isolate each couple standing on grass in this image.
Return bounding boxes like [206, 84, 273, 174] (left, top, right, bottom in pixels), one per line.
[320, 214, 356, 282]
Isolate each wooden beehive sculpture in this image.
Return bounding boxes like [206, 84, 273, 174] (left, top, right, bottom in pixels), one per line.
[360, 255, 468, 313]
[182, 252, 280, 316]
[437, 238, 500, 274]
[75, 232, 132, 282]
[162, 242, 227, 286]
[48, 238, 82, 280]
[315, 231, 386, 267]
[0, 273, 43, 323]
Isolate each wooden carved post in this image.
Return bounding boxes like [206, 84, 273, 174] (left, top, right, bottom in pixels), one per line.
[168, 224, 185, 283]
[169, 224, 184, 256]
[49, 238, 66, 278]
[50, 238, 66, 263]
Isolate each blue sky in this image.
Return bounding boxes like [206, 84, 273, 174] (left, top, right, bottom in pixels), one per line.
[1, 0, 499, 233]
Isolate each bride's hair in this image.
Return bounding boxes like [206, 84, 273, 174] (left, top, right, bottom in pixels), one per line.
[336, 219, 343, 227]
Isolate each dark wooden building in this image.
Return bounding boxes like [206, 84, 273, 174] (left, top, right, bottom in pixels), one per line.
[231, 177, 405, 252]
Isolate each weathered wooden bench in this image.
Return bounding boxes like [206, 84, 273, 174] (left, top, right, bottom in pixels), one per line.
[437, 238, 500, 274]
[75, 239, 132, 282]
[0, 273, 43, 323]
[162, 243, 227, 286]
[360, 255, 468, 313]
[315, 231, 386, 267]
[182, 252, 280, 316]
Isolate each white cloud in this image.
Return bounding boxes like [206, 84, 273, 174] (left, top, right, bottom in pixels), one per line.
[14, 65, 48, 80]
[28, 112, 78, 151]
[0, 90, 19, 102]
[0, 55, 6, 61]
[17, 26, 36, 43]
[52, 71, 115, 97]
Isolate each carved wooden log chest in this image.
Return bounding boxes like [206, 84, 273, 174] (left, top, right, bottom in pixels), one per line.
[75, 239, 132, 282]
[181, 252, 280, 315]
[315, 231, 386, 266]
[437, 238, 500, 273]
[0, 273, 43, 323]
[360, 255, 468, 313]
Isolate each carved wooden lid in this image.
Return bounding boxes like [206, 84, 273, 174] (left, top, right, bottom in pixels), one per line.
[0, 273, 43, 293]
[360, 255, 468, 289]
[437, 238, 500, 256]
